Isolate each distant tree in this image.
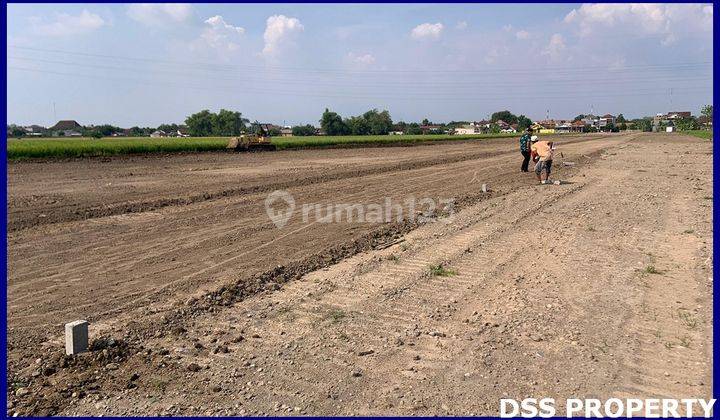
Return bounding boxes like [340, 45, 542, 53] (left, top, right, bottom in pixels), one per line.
[421, 118, 431, 126]
[573, 114, 586, 122]
[157, 123, 180, 134]
[211, 109, 248, 136]
[393, 121, 408, 133]
[345, 115, 371, 135]
[129, 126, 143, 136]
[95, 124, 120, 136]
[675, 117, 699, 131]
[490, 110, 518, 124]
[363, 109, 393, 135]
[517, 115, 532, 131]
[8, 125, 25, 138]
[489, 123, 501, 134]
[320, 108, 348, 136]
[445, 121, 468, 130]
[292, 124, 316, 136]
[636, 118, 652, 132]
[701, 105, 712, 120]
[616, 114, 626, 124]
[90, 130, 103, 139]
[185, 110, 214, 136]
[406, 122, 423, 135]
[618, 122, 628, 131]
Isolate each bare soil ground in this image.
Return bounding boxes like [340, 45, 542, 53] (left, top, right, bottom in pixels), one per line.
[6, 133, 713, 416]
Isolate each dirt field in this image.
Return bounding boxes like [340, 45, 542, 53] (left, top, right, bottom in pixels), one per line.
[6, 133, 713, 416]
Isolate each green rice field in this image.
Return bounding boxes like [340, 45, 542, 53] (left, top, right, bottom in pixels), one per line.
[681, 130, 713, 140]
[6, 133, 518, 160]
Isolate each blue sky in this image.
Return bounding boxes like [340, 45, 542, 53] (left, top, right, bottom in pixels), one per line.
[7, 3, 714, 127]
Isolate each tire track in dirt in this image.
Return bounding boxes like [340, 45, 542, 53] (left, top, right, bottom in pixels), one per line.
[7, 135, 625, 340]
[14, 133, 698, 417]
[6, 135, 629, 403]
[59, 172, 591, 416]
[6, 148, 504, 231]
[7, 136, 604, 231]
[100, 133, 708, 417]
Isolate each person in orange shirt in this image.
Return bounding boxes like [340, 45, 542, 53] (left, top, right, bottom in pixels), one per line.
[529, 135, 539, 163]
[531, 140, 554, 184]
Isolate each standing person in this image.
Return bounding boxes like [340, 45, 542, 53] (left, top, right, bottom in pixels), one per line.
[532, 139, 555, 184]
[519, 128, 533, 172]
[530, 135, 539, 163]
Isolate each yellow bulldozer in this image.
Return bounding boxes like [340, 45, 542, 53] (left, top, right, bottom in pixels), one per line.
[226, 124, 277, 152]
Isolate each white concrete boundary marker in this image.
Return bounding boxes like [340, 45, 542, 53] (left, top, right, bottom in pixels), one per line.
[65, 320, 89, 355]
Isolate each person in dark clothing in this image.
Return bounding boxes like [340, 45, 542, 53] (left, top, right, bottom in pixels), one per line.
[519, 128, 533, 172]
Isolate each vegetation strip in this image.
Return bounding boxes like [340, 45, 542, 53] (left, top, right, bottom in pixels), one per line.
[6, 133, 519, 160]
[681, 130, 712, 140]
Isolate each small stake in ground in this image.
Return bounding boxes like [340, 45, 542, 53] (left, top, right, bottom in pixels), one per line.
[65, 320, 89, 355]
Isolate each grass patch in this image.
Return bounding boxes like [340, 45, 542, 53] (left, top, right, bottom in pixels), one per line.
[152, 379, 168, 393]
[677, 336, 692, 348]
[429, 264, 457, 277]
[681, 130, 712, 140]
[7, 133, 518, 160]
[640, 265, 663, 275]
[596, 339, 610, 354]
[325, 309, 346, 324]
[677, 309, 699, 329]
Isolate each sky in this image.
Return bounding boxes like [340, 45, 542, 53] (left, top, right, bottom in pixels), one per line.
[6, 3, 714, 127]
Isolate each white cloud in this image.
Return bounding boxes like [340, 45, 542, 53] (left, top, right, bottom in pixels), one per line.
[542, 33, 566, 60]
[262, 15, 304, 56]
[410, 22, 444, 40]
[33, 10, 105, 36]
[205, 15, 244, 34]
[347, 52, 376, 65]
[197, 15, 244, 52]
[502, 24, 513, 32]
[515, 30, 530, 40]
[564, 3, 712, 45]
[127, 3, 192, 27]
[456, 21, 468, 30]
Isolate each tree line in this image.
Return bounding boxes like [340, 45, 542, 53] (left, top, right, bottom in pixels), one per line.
[624, 105, 712, 133]
[7, 105, 712, 139]
[319, 108, 393, 136]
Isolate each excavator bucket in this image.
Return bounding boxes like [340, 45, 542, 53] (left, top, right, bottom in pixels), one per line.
[226, 137, 241, 149]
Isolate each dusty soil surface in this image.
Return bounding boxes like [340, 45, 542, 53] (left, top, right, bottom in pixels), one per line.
[6, 133, 713, 416]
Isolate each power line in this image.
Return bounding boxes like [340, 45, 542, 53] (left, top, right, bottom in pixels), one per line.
[8, 45, 712, 76]
[7, 56, 711, 91]
[8, 66, 710, 102]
